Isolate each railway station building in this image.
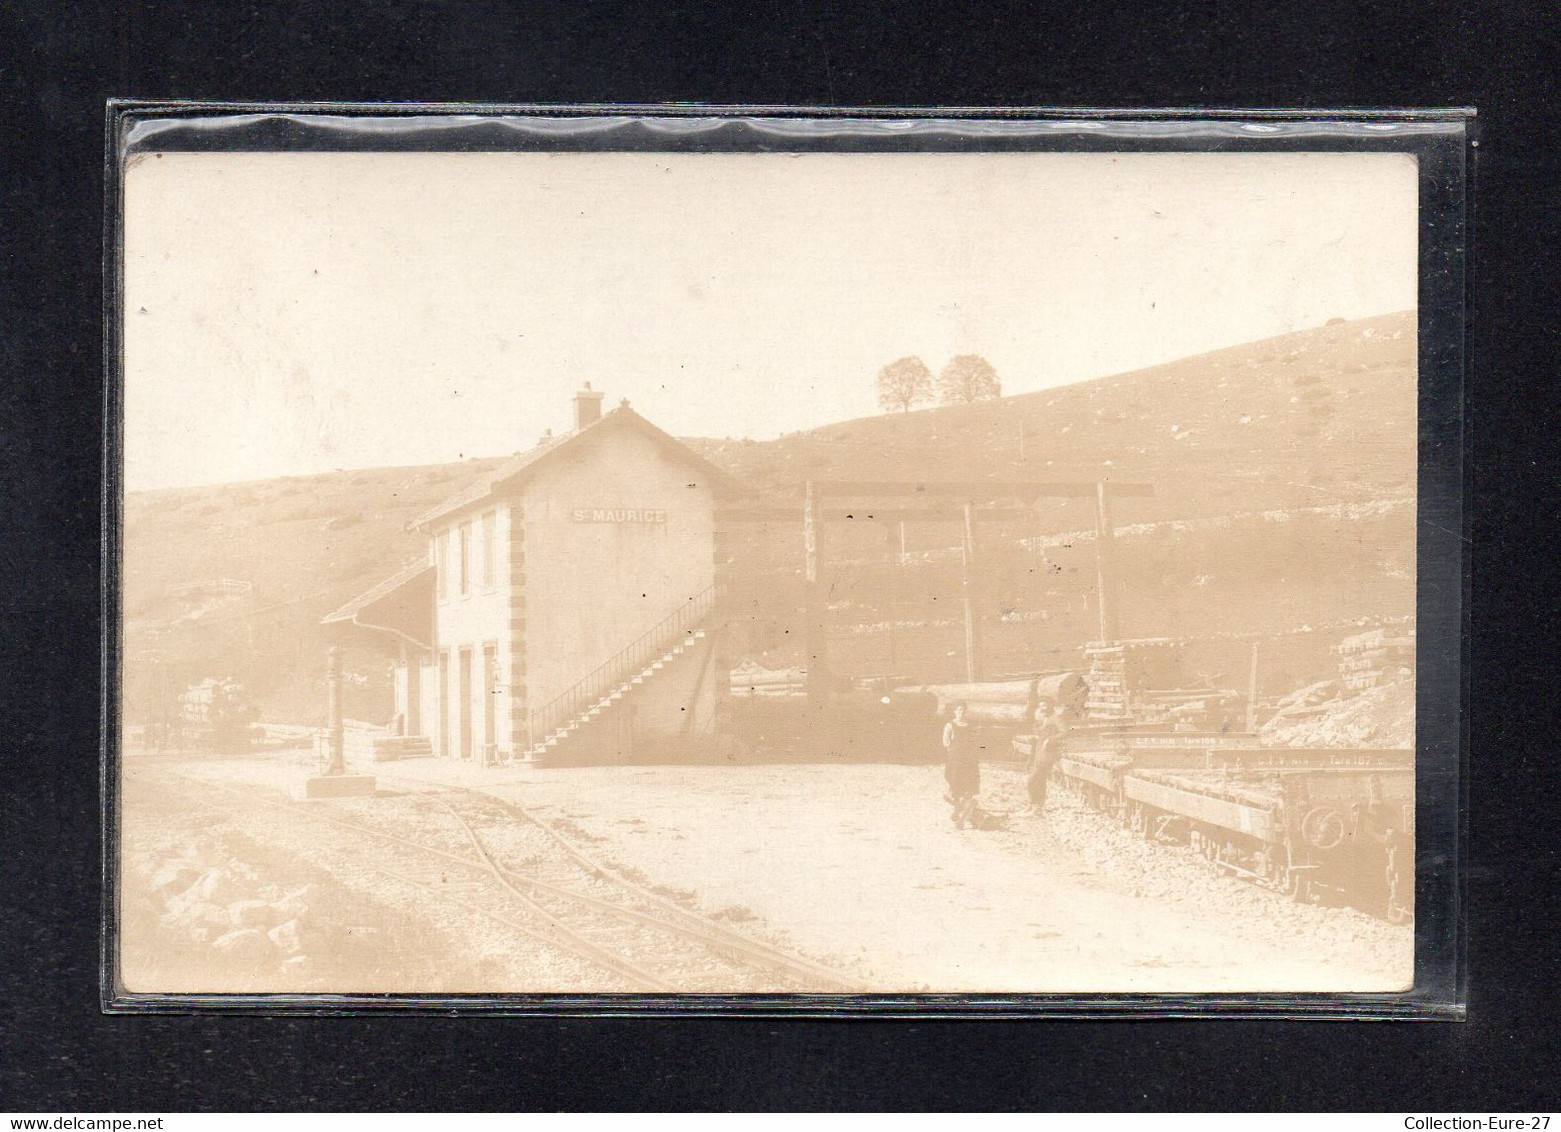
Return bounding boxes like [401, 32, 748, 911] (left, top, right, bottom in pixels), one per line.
[324, 386, 739, 765]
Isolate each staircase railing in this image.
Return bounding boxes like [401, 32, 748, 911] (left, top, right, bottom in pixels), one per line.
[525, 584, 717, 753]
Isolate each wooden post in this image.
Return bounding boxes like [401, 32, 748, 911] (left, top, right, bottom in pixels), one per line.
[962, 500, 982, 683]
[886, 519, 907, 681]
[325, 644, 345, 775]
[803, 481, 829, 713]
[396, 641, 407, 736]
[1093, 481, 1120, 641]
[1245, 638, 1261, 733]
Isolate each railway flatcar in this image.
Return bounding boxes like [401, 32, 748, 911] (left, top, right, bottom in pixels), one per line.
[1122, 757, 1414, 921]
[1019, 729, 1259, 812]
[1035, 732, 1414, 920]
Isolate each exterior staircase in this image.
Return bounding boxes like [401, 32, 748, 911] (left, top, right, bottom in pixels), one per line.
[523, 585, 717, 763]
[527, 629, 707, 760]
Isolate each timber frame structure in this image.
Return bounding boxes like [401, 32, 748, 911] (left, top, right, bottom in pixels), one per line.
[717, 479, 1154, 709]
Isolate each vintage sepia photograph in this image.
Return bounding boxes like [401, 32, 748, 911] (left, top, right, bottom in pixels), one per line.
[114, 138, 1422, 999]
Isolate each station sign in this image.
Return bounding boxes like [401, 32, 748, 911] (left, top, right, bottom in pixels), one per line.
[571, 507, 669, 524]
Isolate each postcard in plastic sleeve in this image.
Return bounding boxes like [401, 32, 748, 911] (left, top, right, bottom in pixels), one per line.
[102, 103, 1469, 1018]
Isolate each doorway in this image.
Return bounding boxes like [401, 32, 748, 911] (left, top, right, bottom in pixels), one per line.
[482, 642, 497, 757]
[406, 650, 422, 736]
[438, 650, 450, 757]
[458, 647, 474, 760]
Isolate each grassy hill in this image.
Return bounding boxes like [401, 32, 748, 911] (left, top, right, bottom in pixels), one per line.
[687, 310, 1415, 526]
[122, 311, 1416, 723]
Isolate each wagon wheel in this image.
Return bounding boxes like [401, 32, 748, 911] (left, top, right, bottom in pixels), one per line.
[1130, 802, 1150, 837]
[1262, 844, 1290, 892]
[1200, 830, 1218, 861]
[1288, 870, 1313, 904]
[1254, 846, 1273, 888]
[1281, 838, 1313, 902]
[1300, 806, 1347, 851]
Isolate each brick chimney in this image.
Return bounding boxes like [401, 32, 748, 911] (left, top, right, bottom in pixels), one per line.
[573, 382, 605, 430]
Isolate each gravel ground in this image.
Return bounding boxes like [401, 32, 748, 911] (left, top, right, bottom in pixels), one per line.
[119, 748, 1412, 995]
[385, 756, 1413, 993]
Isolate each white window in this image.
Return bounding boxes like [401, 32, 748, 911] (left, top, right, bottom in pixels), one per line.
[458, 521, 472, 596]
[481, 510, 496, 589]
[434, 532, 448, 600]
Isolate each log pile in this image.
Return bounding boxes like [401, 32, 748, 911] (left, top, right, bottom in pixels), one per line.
[1084, 642, 1128, 720]
[1083, 640, 1239, 727]
[1337, 629, 1415, 692]
[1259, 632, 1417, 749]
[898, 673, 1087, 724]
[1137, 687, 1243, 728]
[729, 660, 807, 697]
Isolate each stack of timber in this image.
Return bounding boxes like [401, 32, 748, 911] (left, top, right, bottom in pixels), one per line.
[729, 661, 807, 698]
[1082, 640, 1240, 728]
[1259, 678, 1415, 749]
[1084, 642, 1128, 720]
[1337, 629, 1416, 692]
[1135, 686, 1244, 729]
[898, 673, 1086, 725]
[178, 677, 248, 723]
[313, 719, 394, 763]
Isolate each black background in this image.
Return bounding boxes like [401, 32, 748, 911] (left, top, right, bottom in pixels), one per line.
[1, 0, 1556, 1112]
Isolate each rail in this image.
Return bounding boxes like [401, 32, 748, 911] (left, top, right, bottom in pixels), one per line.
[526, 584, 716, 752]
[175, 773, 862, 990]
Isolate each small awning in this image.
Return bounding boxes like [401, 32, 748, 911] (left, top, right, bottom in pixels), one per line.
[321, 563, 435, 650]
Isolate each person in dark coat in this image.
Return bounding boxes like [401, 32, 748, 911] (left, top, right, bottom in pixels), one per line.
[942, 702, 982, 828]
[1021, 699, 1070, 816]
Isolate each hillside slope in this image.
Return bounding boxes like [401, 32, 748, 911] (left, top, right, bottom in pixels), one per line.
[688, 310, 1415, 528]
[123, 311, 1415, 721]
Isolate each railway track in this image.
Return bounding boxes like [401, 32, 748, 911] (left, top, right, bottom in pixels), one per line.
[150, 767, 862, 993]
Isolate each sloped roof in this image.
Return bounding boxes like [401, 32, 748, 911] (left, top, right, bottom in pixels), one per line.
[321, 562, 435, 647]
[409, 405, 743, 530]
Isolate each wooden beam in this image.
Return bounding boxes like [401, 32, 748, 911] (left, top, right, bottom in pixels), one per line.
[325, 645, 344, 776]
[962, 501, 982, 683]
[1245, 639, 1261, 733]
[718, 506, 1046, 524]
[826, 507, 1037, 523]
[1093, 481, 1121, 641]
[810, 480, 1155, 499]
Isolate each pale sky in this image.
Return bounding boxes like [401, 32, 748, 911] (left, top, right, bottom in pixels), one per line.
[123, 149, 1418, 489]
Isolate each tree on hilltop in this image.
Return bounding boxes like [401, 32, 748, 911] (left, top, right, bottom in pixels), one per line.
[938, 355, 1001, 404]
[875, 356, 933, 414]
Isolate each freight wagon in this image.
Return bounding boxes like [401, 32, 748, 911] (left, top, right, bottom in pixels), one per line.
[1015, 729, 1257, 801]
[1123, 761, 1414, 921]
[1038, 733, 1414, 921]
